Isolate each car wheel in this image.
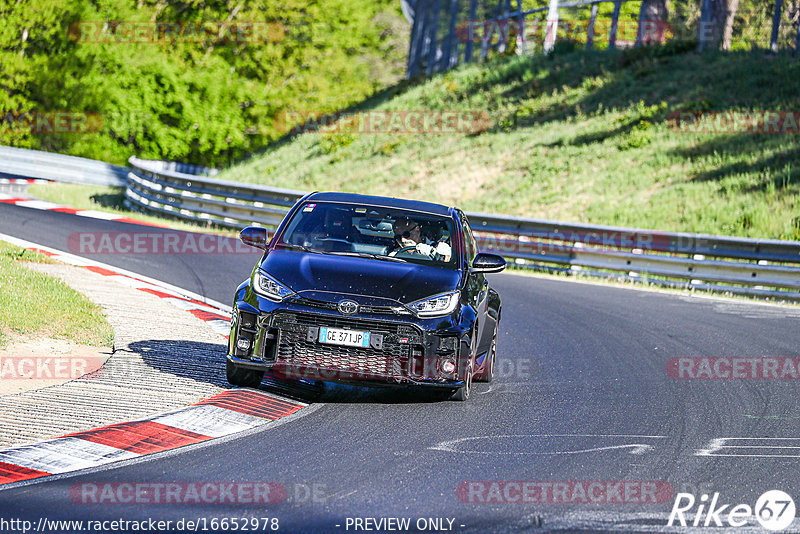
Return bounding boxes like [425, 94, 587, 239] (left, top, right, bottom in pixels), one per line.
[226, 359, 264, 388]
[476, 324, 497, 383]
[450, 361, 473, 401]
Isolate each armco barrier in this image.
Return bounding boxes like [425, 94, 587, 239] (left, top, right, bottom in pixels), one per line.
[126, 156, 800, 301]
[126, 156, 302, 229]
[1, 145, 797, 301]
[0, 145, 127, 187]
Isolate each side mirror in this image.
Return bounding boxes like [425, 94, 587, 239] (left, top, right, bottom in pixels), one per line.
[239, 226, 268, 249]
[471, 253, 506, 273]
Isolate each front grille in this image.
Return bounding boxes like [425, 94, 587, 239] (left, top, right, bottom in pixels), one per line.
[273, 312, 421, 339]
[277, 328, 411, 360]
[267, 312, 423, 380]
[277, 329, 409, 376]
[293, 296, 404, 316]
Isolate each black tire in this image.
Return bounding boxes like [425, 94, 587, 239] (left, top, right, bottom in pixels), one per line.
[475, 324, 497, 383]
[450, 361, 473, 401]
[226, 359, 264, 388]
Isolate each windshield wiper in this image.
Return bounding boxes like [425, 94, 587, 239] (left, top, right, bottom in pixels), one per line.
[276, 243, 312, 252]
[276, 243, 337, 255]
[329, 251, 407, 263]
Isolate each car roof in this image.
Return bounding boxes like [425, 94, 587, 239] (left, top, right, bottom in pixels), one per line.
[305, 192, 453, 217]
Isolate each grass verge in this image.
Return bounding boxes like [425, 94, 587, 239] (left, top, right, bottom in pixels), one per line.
[0, 241, 113, 348]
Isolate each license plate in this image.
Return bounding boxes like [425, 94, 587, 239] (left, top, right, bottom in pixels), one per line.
[318, 327, 371, 348]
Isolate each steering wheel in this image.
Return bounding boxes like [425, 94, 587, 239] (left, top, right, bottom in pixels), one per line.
[389, 245, 417, 257]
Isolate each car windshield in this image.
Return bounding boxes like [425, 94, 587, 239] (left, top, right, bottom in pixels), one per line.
[276, 201, 457, 268]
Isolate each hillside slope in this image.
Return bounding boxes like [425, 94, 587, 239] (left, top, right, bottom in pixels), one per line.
[219, 46, 800, 240]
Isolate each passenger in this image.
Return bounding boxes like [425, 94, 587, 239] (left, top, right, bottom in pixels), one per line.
[392, 217, 451, 261]
[422, 221, 452, 262]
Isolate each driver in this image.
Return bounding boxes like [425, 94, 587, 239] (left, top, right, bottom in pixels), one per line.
[392, 217, 451, 261]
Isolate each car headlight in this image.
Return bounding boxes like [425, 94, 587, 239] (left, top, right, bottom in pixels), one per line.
[408, 291, 460, 317]
[253, 270, 294, 301]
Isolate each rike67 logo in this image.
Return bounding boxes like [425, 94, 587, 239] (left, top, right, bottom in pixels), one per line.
[668, 490, 796, 531]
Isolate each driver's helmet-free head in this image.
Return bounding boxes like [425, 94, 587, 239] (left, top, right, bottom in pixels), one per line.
[393, 217, 421, 242]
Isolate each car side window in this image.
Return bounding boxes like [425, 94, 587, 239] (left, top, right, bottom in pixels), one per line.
[460, 214, 477, 261]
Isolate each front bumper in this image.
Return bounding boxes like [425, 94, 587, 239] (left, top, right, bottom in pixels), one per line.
[228, 306, 468, 388]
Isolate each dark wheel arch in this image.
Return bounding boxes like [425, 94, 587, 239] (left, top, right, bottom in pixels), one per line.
[226, 359, 264, 388]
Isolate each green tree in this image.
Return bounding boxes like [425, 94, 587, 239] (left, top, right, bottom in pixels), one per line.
[0, 0, 408, 166]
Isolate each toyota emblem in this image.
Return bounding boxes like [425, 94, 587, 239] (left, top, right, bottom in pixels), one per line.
[337, 299, 359, 315]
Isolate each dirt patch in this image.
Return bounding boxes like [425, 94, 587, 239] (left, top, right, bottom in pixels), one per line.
[0, 334, 112, 396]
[433, 159, 503, 205]
[0, 261, 226, 448]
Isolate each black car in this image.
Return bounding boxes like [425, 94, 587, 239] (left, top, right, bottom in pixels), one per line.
[226, 192, 505, 401]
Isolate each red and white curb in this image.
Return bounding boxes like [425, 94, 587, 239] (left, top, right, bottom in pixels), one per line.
[0, 233, 232, 337]
[0, 193, 166, 228]
[0, 233, 315, 488]
[0, 390, 306, 486]
[0, 178, 50, 185]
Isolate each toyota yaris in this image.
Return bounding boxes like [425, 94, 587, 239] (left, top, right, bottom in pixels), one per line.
[227, 192, 505, 400]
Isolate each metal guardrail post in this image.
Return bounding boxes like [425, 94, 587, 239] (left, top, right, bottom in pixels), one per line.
[515, 0, 527, 55]
[496, 0, 512, 54]
[771, 0, 784, 52]
[426, 0, 442, 75]
[543, 0, 560, 53]
[697, 0, 713, 52]
[635, 0, 647, 46]
[465, 0, 479, 62]
[587, 3, 599, 49]
[441, 0, 460, 69]
[608, 0, 622, 49]
[406, 0, 425, 78]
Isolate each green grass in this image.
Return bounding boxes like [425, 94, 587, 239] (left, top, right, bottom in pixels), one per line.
[219, 45, 800, 240]
[28, 183, 237, 236]
[0, 242, 113, 348]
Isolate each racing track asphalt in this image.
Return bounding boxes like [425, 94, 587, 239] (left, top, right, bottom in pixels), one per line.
[2, 201, 800, 532]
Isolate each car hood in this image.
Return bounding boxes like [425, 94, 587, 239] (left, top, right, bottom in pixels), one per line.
[259, 250, 461, 304]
